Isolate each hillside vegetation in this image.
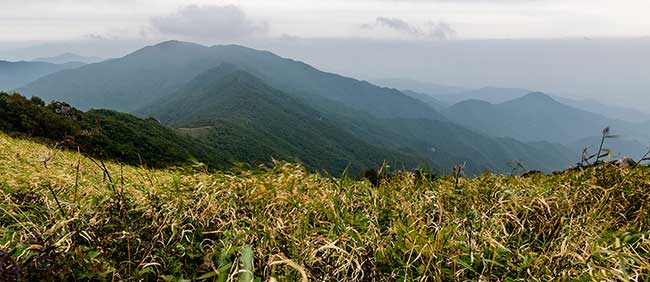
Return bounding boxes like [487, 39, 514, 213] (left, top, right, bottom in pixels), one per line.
[140, 64, 424, 174]
[0, 92, 228, 169]
[1, 133, 649, 281]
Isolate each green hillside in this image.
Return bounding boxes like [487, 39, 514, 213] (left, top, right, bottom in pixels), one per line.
[1, 132, 649, 281]
[139, 64, 422, 174]
[377, 118, 575, 174]
[139, 64, 576, 174]
[0, 92, 228, 169]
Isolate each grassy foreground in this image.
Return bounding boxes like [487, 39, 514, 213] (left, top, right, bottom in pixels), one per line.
[1, 133, 649, 281]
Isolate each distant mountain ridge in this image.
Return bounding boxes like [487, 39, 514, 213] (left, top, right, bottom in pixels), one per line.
[437, 86, 531, 105]
[373, 78, 465, 97]
[400, 90, 448, 111]
[21, 40, 443, 121]
[33, 52, 103, 64]
[443, 92, 647, 146]
[379, 78, 650, 123]
[0, 60, 84, 91]
[552, 96, 650, 123]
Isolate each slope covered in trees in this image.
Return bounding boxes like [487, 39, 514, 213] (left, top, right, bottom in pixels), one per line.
[140, 64, 421, 174]
[0, 92, 227, 168]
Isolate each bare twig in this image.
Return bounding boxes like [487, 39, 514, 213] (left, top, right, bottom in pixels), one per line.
[46, 183, 66, 218]
[596, 127, 611, 164]
[99, 158, 112, 184]
[74, 147, 81, 203]
[453, 162, 465, 190]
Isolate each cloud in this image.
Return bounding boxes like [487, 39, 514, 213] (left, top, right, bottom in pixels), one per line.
[372, 17, 421, 35]
[150, 5, 269, 40]
[363, 17, 456, 39]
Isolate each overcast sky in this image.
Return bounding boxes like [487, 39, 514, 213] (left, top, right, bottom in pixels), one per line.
[2, 0, 650, 42]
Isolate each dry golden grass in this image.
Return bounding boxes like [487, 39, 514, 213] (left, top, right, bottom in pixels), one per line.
[1, 132, 649, 281]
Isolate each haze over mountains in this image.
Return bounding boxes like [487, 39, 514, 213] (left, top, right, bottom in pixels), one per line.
[0, 60, 84, 91]
[442, 92, 647, 143]
[376, 79, 650, 123]
[4, 40, 648, 174]
[377, 80, 650, 160]
[32, 52, 103, 64]
[19, 41, 441, 120]
[9, 40, 579, 174]
[253, 38, 650, 112]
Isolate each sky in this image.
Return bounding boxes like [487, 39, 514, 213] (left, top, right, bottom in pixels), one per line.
[2, 0, 650, 42]
[2, 0, 650, 111]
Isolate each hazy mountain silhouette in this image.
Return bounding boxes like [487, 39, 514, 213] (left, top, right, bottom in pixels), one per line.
[373, 78, 465, 96]
[400, 90, 448, 111]
[21, 40, 443, 121]
[0, 60, 84, 91]
[436, 87, 530, 105]
[443, 92, 646, 144]
[32, 53, 103, 64]
[424, 84, 650, 123]
[552, 96, 650, 123]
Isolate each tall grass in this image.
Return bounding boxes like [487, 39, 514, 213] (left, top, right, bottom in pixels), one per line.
[1, 132, 649, 281]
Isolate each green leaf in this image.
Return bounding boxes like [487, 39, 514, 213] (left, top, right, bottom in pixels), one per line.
[238, 245, 255, 282]
[196, 271, 218, 280]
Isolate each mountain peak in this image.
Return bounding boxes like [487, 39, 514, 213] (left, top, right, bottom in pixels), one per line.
[452, 98, 493, 108]
[506, 92, 557, 105]
[524, 91, 553, 99]
[150, 40, 206, 50]
[154, 40, 193, 47]
[126, 40, 210, 61]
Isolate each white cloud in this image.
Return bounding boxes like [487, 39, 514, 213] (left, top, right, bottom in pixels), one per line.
[150, 5, 269, 40]
[363, 17, 456, 39]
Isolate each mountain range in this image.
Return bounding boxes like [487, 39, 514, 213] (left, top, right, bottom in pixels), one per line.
[375, 79, 650, 159]
[138, 63, 417, 173]
[11, 40, 586, 174]
[442, 92, 648, 143]
[441, 92, 650, 161]
[13, 40, 648, 174]
[19, 41, 441, 121]
[378, 79, 650, 123]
